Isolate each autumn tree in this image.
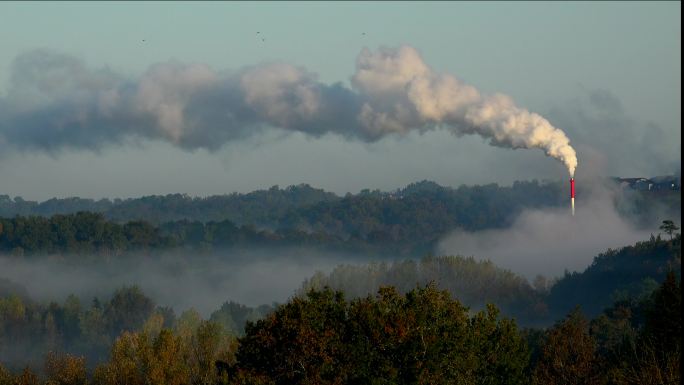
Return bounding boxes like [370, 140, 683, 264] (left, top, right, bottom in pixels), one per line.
[44, 351, 88, 385]
[532, 307, 600, 385]
[235, 285, 529, 385]
[0, 364, 12, 385]
[92, 330, 190, 385]
[14, 368, 39, 385]
[236, 289, 349, 385]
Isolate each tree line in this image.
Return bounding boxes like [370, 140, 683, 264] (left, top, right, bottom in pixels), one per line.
[300, 256, 546, 325]
[547, 232, 681, 319]
[300, 234, 681, 323]
[0, 272, 679, 385]
[0, 286, 272, 372]
[1, 222, 679, 328]
[2, 180, 680, 258]
[0, 232, 680, 383]
[0, 213, 352, 258]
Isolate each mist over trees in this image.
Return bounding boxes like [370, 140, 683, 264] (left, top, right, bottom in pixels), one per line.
[0, 180, 680, 383]
[301, 256, 546, 325]
[0, 285, 272, 372]
[3, 179, 678, 231]
[1, 180, 572, 259]
[1, 179, 679, 259]
[0, 269, 679, 384]
[547, 234, 681, 319]
[300, 235, 681, 324]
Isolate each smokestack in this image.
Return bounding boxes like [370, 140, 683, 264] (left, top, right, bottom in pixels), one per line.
[570, 178, 575, 216]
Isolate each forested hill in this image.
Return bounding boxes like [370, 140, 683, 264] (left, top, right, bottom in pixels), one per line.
[2, 179, 679, 235]
[297, 234, 681, 326]
[1, 179, 680, 258]
[300, 256, 546, 325]
[0, 184, 339, 226]
[0, 180, 572, 257]
[0, 234, 680, 379]
[547, 233, 681, 319]
[0, 180, 567, 231]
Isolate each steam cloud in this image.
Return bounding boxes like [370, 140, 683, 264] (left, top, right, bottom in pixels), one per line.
[0, 46, 577, 175]
[436, 180, 678, 280]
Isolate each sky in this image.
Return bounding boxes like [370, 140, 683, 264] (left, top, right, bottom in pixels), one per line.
[0, 1, 680, 200]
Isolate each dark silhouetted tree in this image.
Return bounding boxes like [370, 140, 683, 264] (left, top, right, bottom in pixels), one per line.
[659, 220, 679, 240]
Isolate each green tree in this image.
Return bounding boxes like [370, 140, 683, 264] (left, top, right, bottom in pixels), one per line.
[103, 286, 154, 337]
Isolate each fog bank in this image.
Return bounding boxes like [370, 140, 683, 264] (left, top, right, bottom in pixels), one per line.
[0, 248, 356, 316]
[437, 181, 677, 280]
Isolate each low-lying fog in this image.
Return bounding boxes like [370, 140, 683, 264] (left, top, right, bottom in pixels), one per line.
[438, 180, 679, 280]
[0, 249, 361, 316]
[1, 180, 678, 313]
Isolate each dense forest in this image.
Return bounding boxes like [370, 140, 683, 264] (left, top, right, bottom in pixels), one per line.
[0, 180, 680, 383]
[0, 285, 273, 372]
[0, 184, 339, 226]
[0, 272, 679, 384]
[0, 235, 680, 383]
[2, 179, 679, 238]
[0, 179, 680, 258]
[547, 234, 681, 318]
[300, 256, 545, 325]
[0, 180, 571, 258]
[300, 235, 681, 324]
[0, 212, 426, 258]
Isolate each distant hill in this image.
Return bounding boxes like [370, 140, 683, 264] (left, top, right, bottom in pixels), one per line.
[299, 235, 682, 326]
[300, 255, 546, 325]
[547, 234, 681, 319]
[1, 179, 679, 257]
[0, 184, 338, 226]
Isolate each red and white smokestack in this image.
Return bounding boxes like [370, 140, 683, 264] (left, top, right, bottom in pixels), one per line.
[570, 178, 575, 216]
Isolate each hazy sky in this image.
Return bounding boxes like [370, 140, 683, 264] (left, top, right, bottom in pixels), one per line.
[0, 1, 680, 200]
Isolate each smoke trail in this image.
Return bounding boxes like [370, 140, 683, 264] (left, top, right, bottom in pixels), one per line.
[351, 46, 577, 175]
[0, 46, 577, 174]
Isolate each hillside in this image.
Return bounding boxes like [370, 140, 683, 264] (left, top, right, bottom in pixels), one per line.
[547, 234, 681, 319]
[2, 179, 679, 258]
[299, 234, 682, 326]
[300, 256, 545, 325]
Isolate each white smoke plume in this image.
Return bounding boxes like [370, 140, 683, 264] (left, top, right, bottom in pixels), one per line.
[0, 46, 577, 175]
[352, 47, 578, 175]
